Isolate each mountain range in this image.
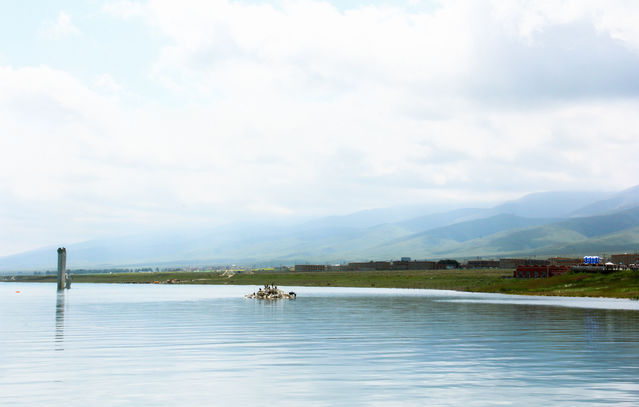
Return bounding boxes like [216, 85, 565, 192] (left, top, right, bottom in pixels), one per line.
[2, 185, 639, 271]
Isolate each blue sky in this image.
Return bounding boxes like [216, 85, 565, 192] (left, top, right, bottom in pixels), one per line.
[1, 0, 639, 256]
[0, 1, 165, 104]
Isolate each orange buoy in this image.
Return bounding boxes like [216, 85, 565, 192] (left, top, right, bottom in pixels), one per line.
[16, 291, 20, 293]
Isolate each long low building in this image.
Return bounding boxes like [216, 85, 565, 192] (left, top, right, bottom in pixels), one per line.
[344, 261, 392, 271]
[466, 260, 500, 268]
[499, 258, 549, 268]
[548, 257, 582, 266]
[391, 260, 438, 270]
[294, 264, 327, 272]
[610, 253, 639, 266]
[295, 261, 440, 272]
[514, 265, 570, 278]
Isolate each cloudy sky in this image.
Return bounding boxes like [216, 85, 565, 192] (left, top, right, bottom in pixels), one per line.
[1, 0, 639, 256]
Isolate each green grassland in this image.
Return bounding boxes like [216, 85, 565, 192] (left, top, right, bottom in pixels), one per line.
[7, 268, 639, 299]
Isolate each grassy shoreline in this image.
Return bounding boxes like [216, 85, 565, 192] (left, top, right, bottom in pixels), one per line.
[5, 268, 639, 299]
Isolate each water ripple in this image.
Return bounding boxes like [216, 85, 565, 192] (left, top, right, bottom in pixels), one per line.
[2, 283, 639, 406]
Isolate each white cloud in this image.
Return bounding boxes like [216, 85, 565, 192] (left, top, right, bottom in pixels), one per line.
[2, 0, 639, 255]
[96, 73, 123, 94]
[97, 0, 638, 119]
[40, 11, 80, 39]
[142, 0, 472, 100]
[489, 0, 639, 49]
[111, 0, 639, 194]
[101, 0, 145, 19]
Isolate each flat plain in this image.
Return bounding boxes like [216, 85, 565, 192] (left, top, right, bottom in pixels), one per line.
[9, 268, 639, 299]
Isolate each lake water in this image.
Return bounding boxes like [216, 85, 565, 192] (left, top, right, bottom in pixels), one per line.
[2, 283, 639, 406]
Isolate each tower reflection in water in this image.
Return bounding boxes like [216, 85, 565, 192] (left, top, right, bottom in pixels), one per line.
[55, 292, 65, 350]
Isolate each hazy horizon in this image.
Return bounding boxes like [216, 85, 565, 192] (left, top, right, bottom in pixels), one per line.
[2, 1, 639, 257]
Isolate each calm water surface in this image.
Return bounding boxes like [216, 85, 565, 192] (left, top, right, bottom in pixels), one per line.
[2, 283, 639, 406]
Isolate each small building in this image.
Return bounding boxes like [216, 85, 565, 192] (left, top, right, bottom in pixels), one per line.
[610, 253, 639, 267]
[392, 260, 437, 270]
[345, 261, 392, 271]
[583, 256, 601, 265]
[514, 265, 570, 278]
[549, 257, 582, 266]
[294, 264, 327, 272]
[499, 258, 549, 269]
[466, 260, 500, 268]
[436, 259, 461, 269]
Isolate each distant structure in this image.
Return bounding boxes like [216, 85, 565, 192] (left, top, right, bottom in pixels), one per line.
[294, 264, 327, 272]
[344, 261, 392, 271]
[466, 260, 499, 269]
[514, 265, 570, 278]
[610, 253, 639, 267]
[499, 258, 549, 269]
[390, 260, 437, 270]
[583, 256, 601, 265]
[57, 248, 69, 291]
[293, 259, 454, 272]
[549, 257, 582, 266]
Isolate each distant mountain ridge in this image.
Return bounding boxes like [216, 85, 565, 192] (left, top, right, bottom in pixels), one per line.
[1, 185, 638, 271]
[494, 190, 609, 218]
[570, 185, 639, 217]
[427, 205, 639, 259]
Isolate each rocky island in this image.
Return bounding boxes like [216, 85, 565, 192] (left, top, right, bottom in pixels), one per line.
[245, 284, 296, 299]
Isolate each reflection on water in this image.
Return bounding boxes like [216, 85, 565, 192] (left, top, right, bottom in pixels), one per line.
[1, 283, 639, 406]
[55, 292, 65, 350]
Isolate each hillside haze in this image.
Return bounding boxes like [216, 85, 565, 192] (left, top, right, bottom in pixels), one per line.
[1, 186, 638, 271]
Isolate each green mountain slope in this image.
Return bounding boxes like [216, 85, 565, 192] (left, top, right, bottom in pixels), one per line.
[363, 214, 560, 259]
[431, 206, 639, 258]
[3, 190, 639, 271]
[571, 184, 639, 217]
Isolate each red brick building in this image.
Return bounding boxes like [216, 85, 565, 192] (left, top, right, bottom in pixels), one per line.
[466, 260, 500, 268]
[391, 260, 437, 270]
[294, 264, 327, 272]
[549, 257, 582, 266]
[345, 261, 392, 271]
[514, 265, 570, 278]
[610, 253, 639, 266]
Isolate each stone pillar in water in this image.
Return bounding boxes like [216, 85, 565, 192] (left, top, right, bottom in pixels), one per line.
[57, 247, 66, 291]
